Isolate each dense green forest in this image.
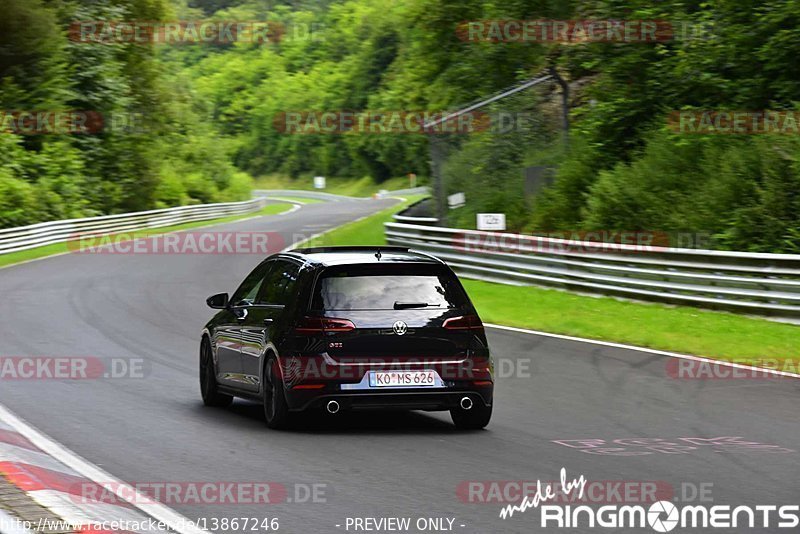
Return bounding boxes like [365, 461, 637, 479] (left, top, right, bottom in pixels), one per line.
[2, 0, 799, 251]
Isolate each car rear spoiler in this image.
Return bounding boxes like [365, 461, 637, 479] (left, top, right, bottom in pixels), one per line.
[290, 246, 410, 254]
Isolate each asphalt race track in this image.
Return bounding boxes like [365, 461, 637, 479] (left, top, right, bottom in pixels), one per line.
[0, 198, 797, 533]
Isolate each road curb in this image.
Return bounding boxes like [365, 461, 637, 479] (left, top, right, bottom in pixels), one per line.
[0, 405, 203, 534]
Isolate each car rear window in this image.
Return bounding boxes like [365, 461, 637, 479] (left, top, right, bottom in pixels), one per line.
[311, 264, 469, 311]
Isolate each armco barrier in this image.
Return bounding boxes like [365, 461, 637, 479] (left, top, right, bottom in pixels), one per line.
[0, 197, 267, 256]
[384, 221, 800, 317]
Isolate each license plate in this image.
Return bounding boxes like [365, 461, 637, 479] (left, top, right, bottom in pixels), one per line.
[369, 370, 436, 387]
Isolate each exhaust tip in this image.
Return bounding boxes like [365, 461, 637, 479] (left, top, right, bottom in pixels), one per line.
[326, 400, 340, 414]
[459, 396, 473, 410]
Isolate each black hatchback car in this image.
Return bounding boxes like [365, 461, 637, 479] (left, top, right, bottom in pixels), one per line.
[200, 246, 493, 429]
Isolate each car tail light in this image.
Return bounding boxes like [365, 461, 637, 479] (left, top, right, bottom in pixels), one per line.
[443, 314, 484, 332]
[295, 316, 356, 335]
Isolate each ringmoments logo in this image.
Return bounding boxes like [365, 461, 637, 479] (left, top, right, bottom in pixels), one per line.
[499, 468, 799, 531]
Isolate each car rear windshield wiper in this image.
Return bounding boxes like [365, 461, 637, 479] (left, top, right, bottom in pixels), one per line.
[393, 301, 441, 309]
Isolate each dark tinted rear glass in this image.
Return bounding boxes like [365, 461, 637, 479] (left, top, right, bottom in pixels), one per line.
[312, 264, 469, 311]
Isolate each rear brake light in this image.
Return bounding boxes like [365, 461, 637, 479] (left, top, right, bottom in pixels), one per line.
[443, 314, 484, 331]
[295, 316, 356, 334]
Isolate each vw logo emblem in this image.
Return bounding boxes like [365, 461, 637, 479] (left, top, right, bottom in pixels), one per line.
[392, 320, 408, 335]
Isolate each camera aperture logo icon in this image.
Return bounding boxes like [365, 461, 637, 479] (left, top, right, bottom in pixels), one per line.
[648, 500, 679, 532]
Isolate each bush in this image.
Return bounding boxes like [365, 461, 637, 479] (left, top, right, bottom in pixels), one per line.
[154, 167, 188, 208]
[0, 172, 36, 228]
[218, 171, 254, 202]
[536, 130, 800, 252]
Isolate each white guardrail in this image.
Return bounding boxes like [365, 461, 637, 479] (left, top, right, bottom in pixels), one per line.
[385, 219, 800, 317]
[0, 185, 425, 257]
[0, 197, 267, 256]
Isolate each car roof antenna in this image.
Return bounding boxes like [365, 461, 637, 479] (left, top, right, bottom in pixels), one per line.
[375, 249, 382, 260]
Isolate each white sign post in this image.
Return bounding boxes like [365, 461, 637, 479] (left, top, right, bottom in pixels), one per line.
[447, 193, 467, 210]
[447, 192, 466, 209]
[476, 213, 506, 231]
[313, 176, 326, 189]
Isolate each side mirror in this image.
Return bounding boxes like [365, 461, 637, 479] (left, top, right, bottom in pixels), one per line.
[206, 293, 229, 309]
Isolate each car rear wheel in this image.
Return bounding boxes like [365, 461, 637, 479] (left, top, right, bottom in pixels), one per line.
[200, 339, 233, 407]
[450, 402, 491, 430]
[263, 355, 291, 429]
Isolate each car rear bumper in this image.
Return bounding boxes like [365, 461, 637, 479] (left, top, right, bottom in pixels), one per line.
[287, 387, 493, 412]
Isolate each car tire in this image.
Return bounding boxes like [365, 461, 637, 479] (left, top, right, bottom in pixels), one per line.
[450, 403, 492, 430]
[263, 355, 291, 429]
[200, 338, 233, 408]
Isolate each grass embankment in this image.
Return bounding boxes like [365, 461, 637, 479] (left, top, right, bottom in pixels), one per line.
[0, 203, 293, 269]
[254, 174, 421, 197]
[308, 197, 800, 366]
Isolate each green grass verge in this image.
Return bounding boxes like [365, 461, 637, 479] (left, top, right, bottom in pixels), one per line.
[308, 196, 800, 366]
[0, 203, 293, 269]
[461, 281, 800, 366]
[254, 174, 421, 198]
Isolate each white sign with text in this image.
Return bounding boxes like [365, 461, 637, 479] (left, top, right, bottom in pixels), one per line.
[477, 213, 506, 231]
